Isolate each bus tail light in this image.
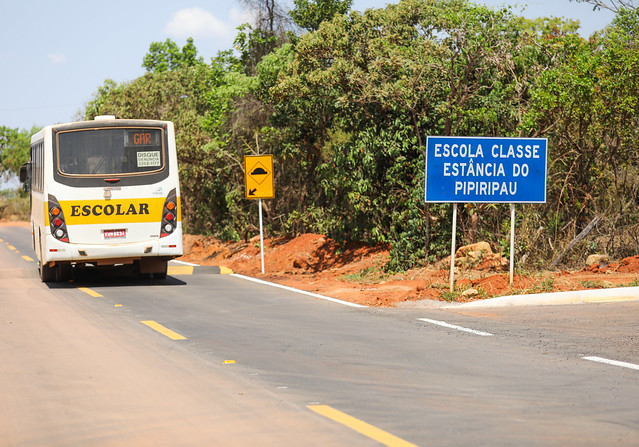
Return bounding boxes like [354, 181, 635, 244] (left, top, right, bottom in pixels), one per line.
[48, 194, 69, 243]
[160, 188, 179, 238]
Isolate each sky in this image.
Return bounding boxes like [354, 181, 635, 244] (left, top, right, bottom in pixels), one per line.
[0, 0, 616, 133]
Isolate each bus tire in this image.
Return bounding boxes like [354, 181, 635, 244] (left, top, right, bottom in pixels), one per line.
[39, 262, 56, 282]
[153, 260, 168, 280]
[55, 263, 73, 282]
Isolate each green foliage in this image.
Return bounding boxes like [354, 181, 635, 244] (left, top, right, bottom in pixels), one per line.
[341, 264, 387, 283]
[142, 37, 204, 73]
[580, 280, 606, 288]
[517, 7, 639, 267]
[290, 0, 353, 31]
[76, 1, 639, 271]
[0, 126, 38, 179]
[234, 23, 286, 75]
[269, 0, 535, 268]
[0, 188, 30, 220]
[528, 277, 555, 294]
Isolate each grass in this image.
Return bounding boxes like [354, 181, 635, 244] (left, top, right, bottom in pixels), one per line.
[0, 188, 30, 221]
[526, 277, 555, 294]
[439, 285, 488, 302]
[341, 265, 387, 284]
[579, 280, 606, 289]
[440, 290, 458, 302]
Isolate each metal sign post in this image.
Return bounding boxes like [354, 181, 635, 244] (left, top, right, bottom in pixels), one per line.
[450, 203, 458, 292]
[510, 203, 515, 286]
[244, 155, 275, 275]
[258, 199, 265, 274]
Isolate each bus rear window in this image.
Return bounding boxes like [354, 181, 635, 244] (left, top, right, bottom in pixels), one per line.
[57, 127, 165, 176]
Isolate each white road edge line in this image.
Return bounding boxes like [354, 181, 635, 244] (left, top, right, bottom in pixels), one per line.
[418, 318, 494, 337]
[170, 259, 200, 266]
[170, 260, 367, 308]
[230, 274, 368, 308]
[582, 356, 639, 371]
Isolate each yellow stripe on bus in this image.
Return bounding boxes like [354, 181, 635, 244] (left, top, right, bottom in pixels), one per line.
[53, 197, 173, 225]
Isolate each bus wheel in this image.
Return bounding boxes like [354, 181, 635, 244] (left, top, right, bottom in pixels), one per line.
[55, 263, 73, 282]
[39, 262, 56, 282]
[153, 261, 168, 280]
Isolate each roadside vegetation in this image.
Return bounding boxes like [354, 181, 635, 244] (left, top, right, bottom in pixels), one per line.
[1, 0, 638, 272]
[0, 188, 29, 221]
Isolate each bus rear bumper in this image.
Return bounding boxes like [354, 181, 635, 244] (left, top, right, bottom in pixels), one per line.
[42, 231, 183, 266]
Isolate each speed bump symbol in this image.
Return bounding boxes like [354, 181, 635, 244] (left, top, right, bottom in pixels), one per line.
[250, 165, 269, 184]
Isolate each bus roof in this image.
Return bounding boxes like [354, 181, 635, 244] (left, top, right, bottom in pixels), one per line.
[30, 118, 172, 144]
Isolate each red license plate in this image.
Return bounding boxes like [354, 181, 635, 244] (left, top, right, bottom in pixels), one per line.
[103, 229, 126, 239]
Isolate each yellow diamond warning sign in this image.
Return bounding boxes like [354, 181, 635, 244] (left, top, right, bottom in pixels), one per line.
[244, 155, 274, 199]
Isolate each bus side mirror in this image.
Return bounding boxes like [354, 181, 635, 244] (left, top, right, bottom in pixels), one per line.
[19, 163, 29, 183]
[20, 163, 31, 192]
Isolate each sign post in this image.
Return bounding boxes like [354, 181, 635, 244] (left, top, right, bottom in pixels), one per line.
[424, 136, 547, 289]
[244, 155, 275, 274]
[450, 203, 458, 292]
[510, 203, 516, 286]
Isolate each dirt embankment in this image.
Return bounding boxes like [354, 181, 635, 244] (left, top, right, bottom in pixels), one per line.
[4, 217, 635, 306]
[178, 233, 639, 307]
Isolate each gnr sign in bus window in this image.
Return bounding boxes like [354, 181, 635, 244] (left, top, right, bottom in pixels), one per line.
[126, 129, 163, 169]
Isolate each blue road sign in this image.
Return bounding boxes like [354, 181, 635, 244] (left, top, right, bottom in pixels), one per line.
[425, 136, 548, 203]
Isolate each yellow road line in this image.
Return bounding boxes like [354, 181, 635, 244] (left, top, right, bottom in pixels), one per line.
[140, 320, 187, 340]
[21, 255, 34, 262]
[308, 405, 418, 447]
[220, 266, 234, 274]
[78, 287, 103, 297]
[8, 245, 16, 250]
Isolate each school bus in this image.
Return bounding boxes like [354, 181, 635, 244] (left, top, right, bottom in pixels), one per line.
[20, 116, 182, 281]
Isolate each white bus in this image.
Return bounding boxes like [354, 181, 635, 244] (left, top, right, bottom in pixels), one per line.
[20, 116, 183, 282]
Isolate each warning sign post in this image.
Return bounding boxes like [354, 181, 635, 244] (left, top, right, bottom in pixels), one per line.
[244, 155, 275, 274]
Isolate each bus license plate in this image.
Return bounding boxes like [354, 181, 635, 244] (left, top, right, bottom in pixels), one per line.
[103, 229, 126, 239]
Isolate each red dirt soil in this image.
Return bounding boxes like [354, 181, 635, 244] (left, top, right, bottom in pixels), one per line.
[4, 218, 635, 306]
[178, 233, 639, 307]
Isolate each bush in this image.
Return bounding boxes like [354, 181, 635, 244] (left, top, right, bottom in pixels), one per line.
[0, 188, 30, 221]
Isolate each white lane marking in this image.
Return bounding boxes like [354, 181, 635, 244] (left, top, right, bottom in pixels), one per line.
[230, 274, 368, 308]
[417, 318, 494, 337]
[582, 356, 639, 371]
[170, 259, 200, 266]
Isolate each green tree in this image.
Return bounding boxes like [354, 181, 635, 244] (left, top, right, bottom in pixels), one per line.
[270, 0, 536, 268]
[235, 0, 291, 74]
[142, 37, 204, 73]
[518, 7, 639, 264]
[290, 0, 353, 31]
[0, 126, 37, 180]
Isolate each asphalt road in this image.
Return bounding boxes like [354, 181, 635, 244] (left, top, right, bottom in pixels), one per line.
[2, 223, 639, 446]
